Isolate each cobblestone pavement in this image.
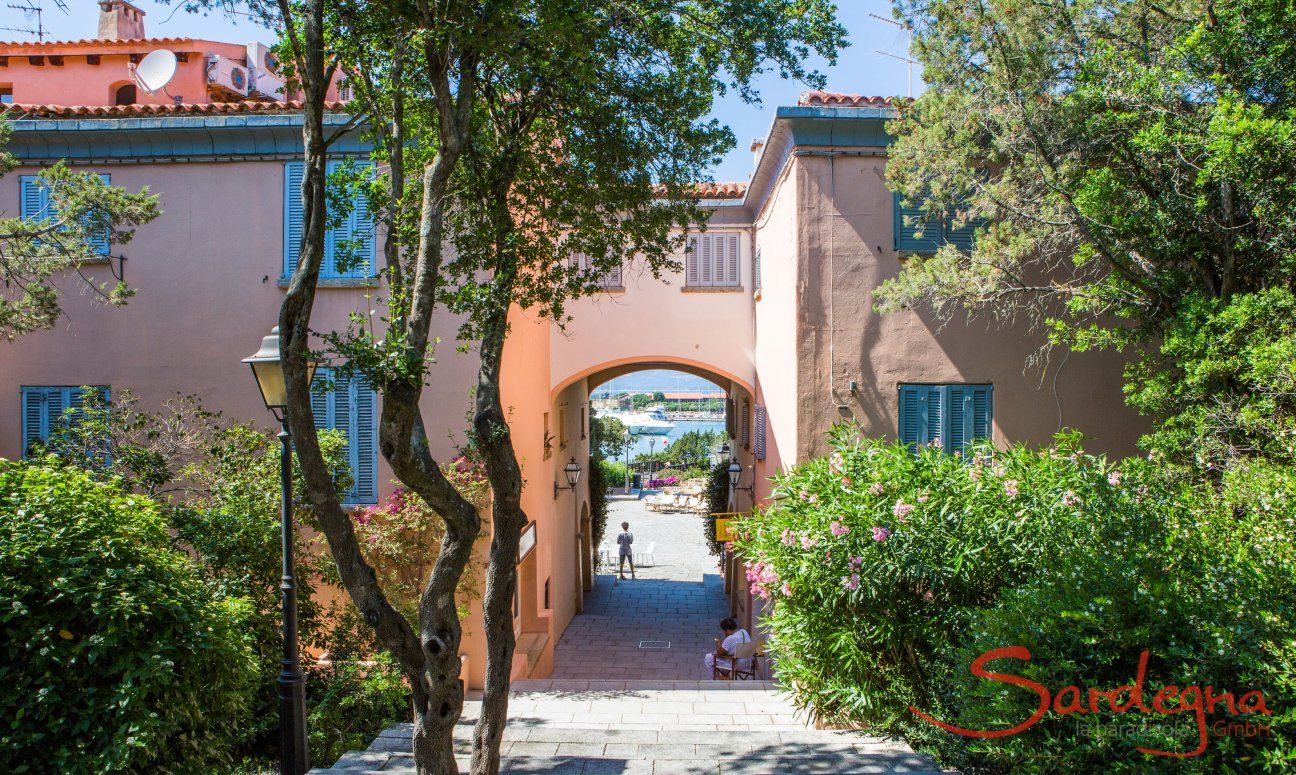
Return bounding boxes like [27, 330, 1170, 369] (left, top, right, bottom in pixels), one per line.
[553, 497, 731, 680]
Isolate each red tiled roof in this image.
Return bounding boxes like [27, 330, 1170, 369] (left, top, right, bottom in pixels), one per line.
[798, 91, 901, 108]
[0, 37, 207, 52]
[656, 181, 747, 199]
[3, 101, 351, 118]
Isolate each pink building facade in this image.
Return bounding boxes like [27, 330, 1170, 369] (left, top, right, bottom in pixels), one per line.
[2, 11, 1143, 685]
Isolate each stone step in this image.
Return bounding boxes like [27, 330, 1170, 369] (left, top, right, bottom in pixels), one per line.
[315, 750, 945, 774]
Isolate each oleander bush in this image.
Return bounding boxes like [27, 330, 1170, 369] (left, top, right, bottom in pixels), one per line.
[0, 461, 258, 773]
[735, 425, 1296, 773]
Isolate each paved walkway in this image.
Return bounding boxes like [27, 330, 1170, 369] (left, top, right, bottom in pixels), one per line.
[554, 498, 729, 680]
[310, 497, 951, 774]
[313, 680, 948, 774]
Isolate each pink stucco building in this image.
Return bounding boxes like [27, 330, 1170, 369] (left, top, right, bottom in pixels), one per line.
[1, 5, 1142, 686]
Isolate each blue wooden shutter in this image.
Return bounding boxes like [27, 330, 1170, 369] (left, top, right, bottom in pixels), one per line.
[753, 405, 766, 461]
[943, 207, 981, 252]
[351, 378, 377, 503]
[21, 388, 49, 457]
[753, 248, 762, 291]
[346, 163, 375, 278]
[284, 161, 305, 277]
[20, 176, 52, 222]
[946, 385, 967, 453]
[969, 385, 992, 444]
[894, 192, 941, 252]
[86, 174, 112, 254]
[21, 175, 110, 254]
[899, 384, 945, 450]
[309, 368, 377, 504]
[898, 385, 922, 448]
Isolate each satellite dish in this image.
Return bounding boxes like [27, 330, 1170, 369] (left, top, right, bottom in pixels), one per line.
[133, 49, 177, 94]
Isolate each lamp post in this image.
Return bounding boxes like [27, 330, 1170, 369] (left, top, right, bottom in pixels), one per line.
[243, 326, 316, 775]
[647, 436, 657, 484]
[728, 460, 754, 505]
[625, 431, 638, 492]
[555, 456, 582, 499]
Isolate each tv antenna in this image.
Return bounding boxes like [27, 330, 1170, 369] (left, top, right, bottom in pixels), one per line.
[0, 0, 69, 42]
[870, 13, 916, 98]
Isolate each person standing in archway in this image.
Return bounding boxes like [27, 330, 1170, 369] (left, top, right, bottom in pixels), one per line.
[616, 521, 636, 580]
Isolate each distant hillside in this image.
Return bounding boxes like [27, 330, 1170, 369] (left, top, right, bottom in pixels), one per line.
[591, 369, 725, 397]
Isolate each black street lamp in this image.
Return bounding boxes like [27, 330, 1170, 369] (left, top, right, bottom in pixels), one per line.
[728, 460, 754, 498]
[555, 456, 582, 499]
[243, 326, 316, 775]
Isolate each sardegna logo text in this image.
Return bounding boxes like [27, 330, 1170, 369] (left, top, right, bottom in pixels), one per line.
[909, 646, 1272, 758]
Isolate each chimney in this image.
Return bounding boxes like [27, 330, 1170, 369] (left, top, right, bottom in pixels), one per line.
[98, 1, 147, 40]
[750, 139, 765, 171]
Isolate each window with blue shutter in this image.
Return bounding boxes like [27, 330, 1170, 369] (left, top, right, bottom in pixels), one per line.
[753, 405, 767, 461]
[898, 383, 992, 453]
[893, 192, 985, 253]
[283, 160, 375, 280]
[21, 385, 107, 458]
[310, 369, 378, 504]
[21, 174, 112, 255]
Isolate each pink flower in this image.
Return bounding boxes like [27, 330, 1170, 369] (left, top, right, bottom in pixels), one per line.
[968, 467, 981, 482]
[781, 528, 796, 546]
[824, 548, 832, 560]
[869, 482, 885, 496]
[354, 510, 372, 526]
[781, 581, 792, 597]
[800, 534, 818, 550]
[841, 476, 854, 489]
[1061, 490, 1079, 507]
[829, 452, 844, 473]
[806, 493, 819, 505]
[928, 437, 943, 448]
[871, 526, 891, 542]
[830, 521, 850, 536]
[841, 573, 861, 591]
[923, 590, 934, 602]
[892, 499, 914, 521]
[1004, 479, 1020, 498]
[848, 555, 864, 570]
[917, 493, 930, 503]
[1108, 471, 1122, 486]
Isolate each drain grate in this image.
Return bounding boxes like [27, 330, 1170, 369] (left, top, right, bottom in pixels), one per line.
[638, 640, 671, 650]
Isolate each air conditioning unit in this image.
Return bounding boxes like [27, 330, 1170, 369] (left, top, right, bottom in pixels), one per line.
[206, 55, 249, 97]
[249, 67, 286, 100]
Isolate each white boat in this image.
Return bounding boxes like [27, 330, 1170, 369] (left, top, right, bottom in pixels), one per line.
[604, 408, 675, 436]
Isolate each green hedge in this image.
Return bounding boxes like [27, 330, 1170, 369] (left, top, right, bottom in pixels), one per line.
[735, 426, 1296, 772]
[0, 461, 258, 773]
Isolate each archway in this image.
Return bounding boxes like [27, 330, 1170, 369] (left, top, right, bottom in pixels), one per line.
[550, 362, 756, 680]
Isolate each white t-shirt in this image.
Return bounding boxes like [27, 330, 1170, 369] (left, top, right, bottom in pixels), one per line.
[616, 531, 634, 556]
[719, 629, 753, 669]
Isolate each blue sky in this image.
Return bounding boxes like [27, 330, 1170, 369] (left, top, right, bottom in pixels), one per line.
[34, 1, 921, 182]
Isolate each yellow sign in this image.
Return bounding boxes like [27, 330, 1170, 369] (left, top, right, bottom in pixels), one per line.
[709, 511, 748, 542]
[715, 518, 735, 542]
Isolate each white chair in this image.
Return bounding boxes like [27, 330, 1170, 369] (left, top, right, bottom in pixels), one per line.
[636, 541, 656, 566]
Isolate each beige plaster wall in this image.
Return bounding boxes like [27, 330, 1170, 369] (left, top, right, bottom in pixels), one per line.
[792, 152, 1145, 459]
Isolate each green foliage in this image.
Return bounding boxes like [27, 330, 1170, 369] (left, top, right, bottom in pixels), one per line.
[1125, 288, 1296, 468]
[0, 461, 258, 773]
[653, 429, 726, 470]
[587, 459, 610, 569]
[590, 415, 631, 461]
[306, 652, 411, 767]
[882, 0, 1296, 470]
[704, 461, 730, 556]
[0, 135, 160, 340]
[736, 426, 1296, 772]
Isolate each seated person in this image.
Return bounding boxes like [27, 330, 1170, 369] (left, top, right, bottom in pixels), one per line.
[703, 617, 753, 675]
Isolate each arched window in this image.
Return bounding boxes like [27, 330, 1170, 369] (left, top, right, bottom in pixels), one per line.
[113, 83, 137, 105]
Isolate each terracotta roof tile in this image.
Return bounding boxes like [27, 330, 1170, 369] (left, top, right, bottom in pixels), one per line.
[4, 101, 351, 118]
[798, 91, 902, 108]
[0, 37, 205, 52]
[654, 181, 746, 199]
